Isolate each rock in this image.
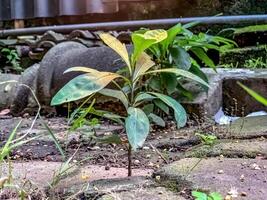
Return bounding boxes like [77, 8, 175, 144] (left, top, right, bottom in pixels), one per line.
[10, 63, 40, 115]
[229, 116, 267, 138]
[0, 73, 20, 109]
[37, 41, 87, 106]
[155, 158, 267, 199]
[10, 42, 132, 115]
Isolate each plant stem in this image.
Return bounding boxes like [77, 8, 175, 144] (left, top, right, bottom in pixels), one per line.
[128, 145, 132, 177]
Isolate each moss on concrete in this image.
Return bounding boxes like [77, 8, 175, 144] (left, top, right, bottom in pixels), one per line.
[220, 45, 267, 67]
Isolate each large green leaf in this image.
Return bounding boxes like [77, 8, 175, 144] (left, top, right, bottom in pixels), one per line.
[150, 93, 187, 128]
[146, 68, 210, 88]
[51, 72, 120, 105]
[135, 93, 156, 104]
[98, 88, 129, 109]
[133, 52, 155, 81]
[131, 29, 167, 63]
[170, 46, 191, 70]
[190, 47, 216, 70]
[154, 99, 169, 115]
[238, 82, 267, 106]
[125, 107, 150, 151]
[99, 33, 131, 73]
[161, 72, 178, 95]
[189, 60, 209, 83]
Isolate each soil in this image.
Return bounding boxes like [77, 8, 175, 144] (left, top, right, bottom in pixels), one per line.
[0, 116, 198, 171]
[1, 114, 267, 199]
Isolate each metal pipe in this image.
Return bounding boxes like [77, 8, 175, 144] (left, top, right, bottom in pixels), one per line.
[1, 15, 267, 37]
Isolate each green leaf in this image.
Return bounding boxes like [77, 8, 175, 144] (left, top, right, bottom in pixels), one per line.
[161, 72, 178, 95]
[146, 68, 210, 88]
[148, 113, 165, 127]
[191, 47, 216, 70]
[192, 191, 208, 200]
[170, 46, 191, 70]
[161, 23, 182, 51]
[189, 62, 209, 83]
[135, 93, 156, 104]
[98, 88, 129, 109]
[69, 99, 96, 131]
[142, 104, 154, 115]
[154, 99, 169, 115]
[238, 82, 267, 106]
[125, 107, 150, 151]
[40, 118, 66, 160]
[209, 192, 223, 200]
[0, 120, 22, 161]
[150, 93, 187, 128]
[183, 21, 200, 29]
[51, 72, 120, 105]
[176, 82, 193, 100]
[99, 33, 131, 73]
[148, 76, 162, 92]
[132, 29, 167, 63]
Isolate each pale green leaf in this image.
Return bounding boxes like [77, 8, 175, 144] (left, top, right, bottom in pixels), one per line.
[146, 68, 210, 88]
[191, 47, 216, 70]
[99, 33, 131, 73]
[98, 88, 129, 109]
[154, 99, 169, 115]
[148, 113, 166, 127]
[132, 29, 167, 63]
[162, 23, 182, 51]
[135, 93, 156, 104]
[64, 66, 99, 74]
[51, 72, 120, 105]
[133, 52, 155, 81]
[125, 107, 150, 151]
[150, 93, 187, 128]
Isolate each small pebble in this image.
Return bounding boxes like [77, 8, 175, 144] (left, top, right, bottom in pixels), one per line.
[251, 163, 261, 170]
[104, 132, 112, 136]
[240, 192, 247, 197]
[155, 176, 161, 181]
[134, 160, 140, 165]
[143, 146, 150, 150]
[240, 174, 245, 182]
[146, 154, 151, 159]
[224, 195, 232, 200]
[147, 162, 154, 167]
[218, 170, 224, 174]
[105, 166, 110, 171]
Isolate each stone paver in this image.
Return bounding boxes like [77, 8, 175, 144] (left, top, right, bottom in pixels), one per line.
[228, 115, 267, 138]
[186, 139, 267, 158]
[2, 161, 152, 189]
[156, 158, 267, 200]
[99, 187, 186, 200]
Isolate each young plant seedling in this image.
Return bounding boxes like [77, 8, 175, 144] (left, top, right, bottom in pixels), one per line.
[192, 191, 222, 200]
[51, 29, 210, 176]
